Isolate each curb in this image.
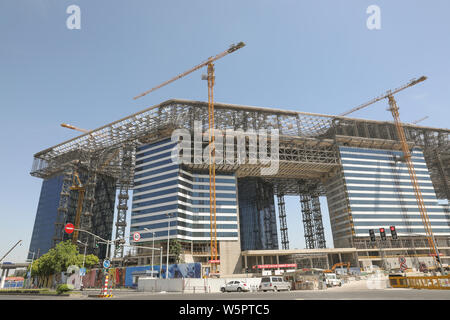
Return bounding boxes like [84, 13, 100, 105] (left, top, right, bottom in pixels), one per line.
[0, 292, 70, 297]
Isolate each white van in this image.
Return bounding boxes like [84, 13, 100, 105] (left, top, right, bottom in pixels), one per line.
[259, 276, 291, 292]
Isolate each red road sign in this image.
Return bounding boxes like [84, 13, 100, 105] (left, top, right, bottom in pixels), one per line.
[64, 223, 74, 234]
[133, 232, 141, 242]
[398, 256, 408, 271]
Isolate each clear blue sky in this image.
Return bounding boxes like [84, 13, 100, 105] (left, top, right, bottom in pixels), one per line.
[1, 1, 449, 262]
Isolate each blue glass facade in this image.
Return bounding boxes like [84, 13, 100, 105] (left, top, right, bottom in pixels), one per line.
[130, 138, 239, 243]
[237, 177, 278, 251]
[29, 172, 116, 260]
[326, 146, 450, 246]
[28, 175, 64, 260]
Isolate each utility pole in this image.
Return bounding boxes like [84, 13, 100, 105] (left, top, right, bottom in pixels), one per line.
[144, 228, 156, 277]
[27, 251, 36, 289]
[160, 247, 163, 279]
[166, 213, 173, 279]
[77, 240, 88, 290]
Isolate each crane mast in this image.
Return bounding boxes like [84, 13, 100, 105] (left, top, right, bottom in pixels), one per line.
[70, 170, 85, 244]
[206, 61, 218, 272]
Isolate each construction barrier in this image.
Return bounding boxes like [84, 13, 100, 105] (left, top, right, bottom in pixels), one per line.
[389, 275, 450, 290]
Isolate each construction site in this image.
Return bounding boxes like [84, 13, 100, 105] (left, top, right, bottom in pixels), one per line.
[28, 42, 450, 280]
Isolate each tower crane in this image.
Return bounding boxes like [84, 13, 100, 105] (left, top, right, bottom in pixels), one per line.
[340, 76, 442, 270]
[60, 123, 91, 134]
[411, 116, 429, 125]
[133, 42, 246, 274]
[339, 76, 427, 117]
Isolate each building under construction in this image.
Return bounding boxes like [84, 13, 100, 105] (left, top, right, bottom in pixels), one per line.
[28, 99, 450, 274]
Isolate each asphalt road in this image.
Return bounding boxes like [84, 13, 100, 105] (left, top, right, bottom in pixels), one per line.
[1, 280, 450, 300]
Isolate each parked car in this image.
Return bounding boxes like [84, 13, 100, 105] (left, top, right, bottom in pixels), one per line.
[220, 280, 250, 292]
[324, 273, 342, 287]
[259, 276, 291, 292]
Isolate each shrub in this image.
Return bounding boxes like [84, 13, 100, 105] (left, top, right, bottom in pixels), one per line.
[56, 284, 71, 295]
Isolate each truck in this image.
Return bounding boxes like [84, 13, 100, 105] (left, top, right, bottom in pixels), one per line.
[324, 273, 342, 287]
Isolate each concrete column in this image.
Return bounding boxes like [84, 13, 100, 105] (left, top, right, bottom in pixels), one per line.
[0, 269, 9, 289]
[261, 256, 264, 265]
[326, 254, 330, 270]
[244, 255, 248, 269]
[309, 258, 313, 268]
[0, 269, 5, 289]
[276, 255, 279, 264]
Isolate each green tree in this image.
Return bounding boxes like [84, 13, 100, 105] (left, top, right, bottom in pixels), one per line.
[74, 253, 99, 269]
[169, 239, 182, 264]
[27, 240, 100, 287]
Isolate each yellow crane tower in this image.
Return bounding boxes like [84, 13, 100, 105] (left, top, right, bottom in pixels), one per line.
[340, 76, 442, 270]
[133, 42, 245, 274]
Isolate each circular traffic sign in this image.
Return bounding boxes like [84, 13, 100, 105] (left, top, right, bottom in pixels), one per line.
[64, 223, 74, 234]
[103, 259, 111, 269]
[133, 232, 141, 242]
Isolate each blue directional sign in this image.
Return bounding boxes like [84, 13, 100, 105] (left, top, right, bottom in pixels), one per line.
[79, 267, 86, 276]
[103, 260, 111, 269]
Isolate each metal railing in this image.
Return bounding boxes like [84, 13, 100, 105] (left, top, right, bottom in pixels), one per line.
[389, 275, 450, 290]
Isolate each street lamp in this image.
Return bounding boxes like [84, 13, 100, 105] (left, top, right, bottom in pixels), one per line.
[160, 247, 163, 279]
[166, 213, 173, 279]
[27, 251, 36, 288]
[77, 240, 88, 290]
[144, 228, 156, 277]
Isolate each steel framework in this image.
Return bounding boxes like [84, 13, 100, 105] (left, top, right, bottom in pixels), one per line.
[30, 99, 449, 253]
[277, 194, 289, 250]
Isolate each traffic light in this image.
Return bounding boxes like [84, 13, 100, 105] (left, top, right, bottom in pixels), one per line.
[379, 228, 387, 241]
[369, 229, 376, 242]
[390, 226, 398, 240]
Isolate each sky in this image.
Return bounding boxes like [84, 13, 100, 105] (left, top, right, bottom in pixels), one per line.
[0, 0, 449, 262]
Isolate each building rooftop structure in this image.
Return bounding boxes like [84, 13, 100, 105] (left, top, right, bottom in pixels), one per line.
[29, 99, 450, 263]
[30, 98, 449, 197]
